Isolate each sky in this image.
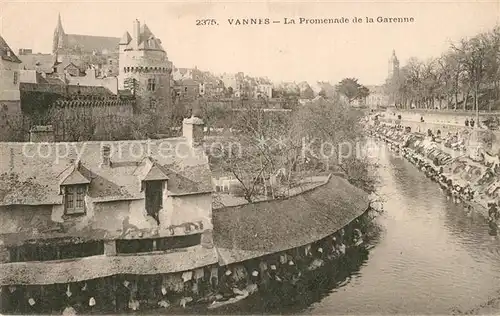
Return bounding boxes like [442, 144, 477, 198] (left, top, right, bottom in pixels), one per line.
[0, 0, 499, 85]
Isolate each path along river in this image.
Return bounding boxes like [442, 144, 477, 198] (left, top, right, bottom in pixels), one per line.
[203, 140, 500, 315]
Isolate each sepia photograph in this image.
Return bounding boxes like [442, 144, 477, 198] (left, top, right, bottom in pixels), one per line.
[0, 0, 499, 314]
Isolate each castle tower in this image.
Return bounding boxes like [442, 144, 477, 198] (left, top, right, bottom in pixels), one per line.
[118, 19, 172, 114]
[52, 13, 66, 54]
[388, 50, 400, 79]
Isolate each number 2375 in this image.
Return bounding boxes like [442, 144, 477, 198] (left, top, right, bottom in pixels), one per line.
[196, 19, 218, 26]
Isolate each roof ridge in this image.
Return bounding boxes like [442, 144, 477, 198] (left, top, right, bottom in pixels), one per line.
[66, 33, 120, 40]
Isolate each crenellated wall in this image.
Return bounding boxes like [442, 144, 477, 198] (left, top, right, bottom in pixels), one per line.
[51, 98, 135, 118]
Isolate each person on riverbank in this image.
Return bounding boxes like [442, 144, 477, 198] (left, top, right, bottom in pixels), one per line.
[219, 270, 236, 298]
[488, 202, 499, 222]
[465, 119, 469, 127]
[471, 119, 475, 128]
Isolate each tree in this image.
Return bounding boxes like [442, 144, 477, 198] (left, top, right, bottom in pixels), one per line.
[290, 97, 377, 192]
[388, 26, 500, 112]
[200, 101, 229, 134]
[211, 106, 292, 202]
[358, 85, 370, 103]
[335, 78, 370, 104]
[300, 85, 315, 99]
[209, 95, 378, 202]
[452, 34, 490, 113]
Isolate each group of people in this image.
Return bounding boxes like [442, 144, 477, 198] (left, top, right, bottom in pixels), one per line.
[465, 118, 476, 128]
[217, 220, 367, 301]
[399, 143, 477, 207]
[381, 125, 500, 232]
[378, 126, 478, 210]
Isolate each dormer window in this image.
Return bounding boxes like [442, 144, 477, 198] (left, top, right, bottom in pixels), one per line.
[142, 162, 169, 224]
[61, 165, 91, 216]
[144, 180, 163, 224]
[64, 184, 87, 215]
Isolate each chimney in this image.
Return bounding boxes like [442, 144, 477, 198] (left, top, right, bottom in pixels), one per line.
[101, 145, 111, 167]
[133, 19, 140, 49]
[29, 125, 55, 142]
[182, 116, 204, 147]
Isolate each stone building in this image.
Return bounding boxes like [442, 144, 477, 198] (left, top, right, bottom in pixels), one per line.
[0, 117, 215, 313]
[118, 20, 172, 113]
[365, 85, 389, 109]
[0, 35, 22, 116]
[52, 14, 120, 77]
[172, 67, 224, 98]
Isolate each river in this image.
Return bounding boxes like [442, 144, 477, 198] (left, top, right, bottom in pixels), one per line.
[207, 141, 500, 315]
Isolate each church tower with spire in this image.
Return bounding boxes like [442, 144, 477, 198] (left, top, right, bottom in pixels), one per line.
[388, 50, 400, 79]
[52, 13, 65, 54]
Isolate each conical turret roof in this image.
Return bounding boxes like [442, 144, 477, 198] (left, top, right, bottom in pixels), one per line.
[119, 31, 131, 45]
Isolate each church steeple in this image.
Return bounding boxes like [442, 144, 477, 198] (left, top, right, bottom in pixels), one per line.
[56, 13, 64, 34]
[388, 49, 400, 78]
[52, 13, 65, 53]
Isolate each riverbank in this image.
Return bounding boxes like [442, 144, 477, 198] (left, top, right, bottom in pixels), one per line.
[454, 290, 500, 315]
[367, 122, 500, 315]
[368, 123, 498, 219]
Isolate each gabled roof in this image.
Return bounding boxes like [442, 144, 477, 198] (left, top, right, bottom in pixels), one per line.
[64, 34, 120, 53]
[0, 35, 22, 63]
[138, 37, 164, 51]
[19, 54, 54, 73]
[36, 76, 65, 85]
[143, 163, 169, 181]
[0, 138, 212, 206]
[123, 23, 165, 52]
[175, 78, 199, 86]
[61, 166, 91, 186]
[58, 57, 88, 73]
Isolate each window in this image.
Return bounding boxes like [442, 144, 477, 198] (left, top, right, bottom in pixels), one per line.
[13, 71, 18, 85]
[9, 241, 104, 262]
[115, 235, 202, 254]
[64, 185, 87, 215]
[109, 59, 113, 65]
[149, 98, 157, 109]
[144, 180, 163, 223]
[147, 78, 156, 91]
[116, 239, 154, 254]
[156, 234, 202, 251]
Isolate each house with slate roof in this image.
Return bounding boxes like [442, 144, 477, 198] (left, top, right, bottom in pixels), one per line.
[0, 35, 22, 117]
[0, 115, 216, 278]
